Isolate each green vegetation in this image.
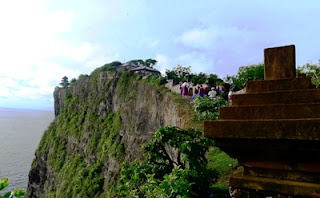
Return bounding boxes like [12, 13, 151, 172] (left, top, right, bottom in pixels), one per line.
[228, 63, 264, 90]
[297, 61, 320, 87]
[113, 126, 214, 197]
[36, 62, 239, 197]
[0, 178, 25, 198]
[165, 65, 191, 83]
[59, 76, 70, 88]
[131, 58, 157, 68]
[193, 96, 229, 121]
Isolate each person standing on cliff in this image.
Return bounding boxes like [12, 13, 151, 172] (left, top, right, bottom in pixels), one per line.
[228, 89, 233, 104]
[179, 82, 183, 96]
[199, 85, 205, 98]
[181, 81, 189, 97]
[208, 87, 217, 99]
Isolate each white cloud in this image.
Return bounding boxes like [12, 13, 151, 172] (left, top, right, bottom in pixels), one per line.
[0, 1, 97, 109]
[155, 54, 170, 74]
[148, 40, 159, 48]
[177, 28, 213, 49]
[71, 42, 94, 62]
[84, 53, 121, 70]
[177, 52, 213, 74]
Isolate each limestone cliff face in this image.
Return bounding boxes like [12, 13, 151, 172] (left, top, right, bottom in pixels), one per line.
[27, 70, 196, 198]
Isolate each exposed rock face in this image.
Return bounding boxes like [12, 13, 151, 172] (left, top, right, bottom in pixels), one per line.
[27, 70, 196, 197]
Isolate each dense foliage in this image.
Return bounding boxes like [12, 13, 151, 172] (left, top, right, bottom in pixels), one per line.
[90, 61, 122, 77]
[59, 76, 70, 88]
[0, 178, 25, 198]
[114, 126, 214, 197]
[297, 61, 320, 87]
[193, 96, 229, 121]
[230, 63, 264, 90]
[131, 59, 157, 68]
[165, 65, 191, 83]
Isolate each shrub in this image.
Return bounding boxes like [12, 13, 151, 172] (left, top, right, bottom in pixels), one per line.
[0, 178, 25, 198]
[193, 96, 228, 121]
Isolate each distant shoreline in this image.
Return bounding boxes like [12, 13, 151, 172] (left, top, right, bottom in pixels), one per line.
[0, 107, 54, 112]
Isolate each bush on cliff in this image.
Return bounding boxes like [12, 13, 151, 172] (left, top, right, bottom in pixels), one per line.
[114, 126, 214, 197]
[193, 96, 229, 121]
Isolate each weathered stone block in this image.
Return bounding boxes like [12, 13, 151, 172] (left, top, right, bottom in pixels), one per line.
[246, 76, 312, 94]
[264, 45, 296, 80]
[220, 103, 320, 120]
[232, 89, 320, 106]
[204, 45, 320, 197]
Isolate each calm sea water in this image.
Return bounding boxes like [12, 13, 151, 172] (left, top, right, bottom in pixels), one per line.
[0, 108, 54, 191]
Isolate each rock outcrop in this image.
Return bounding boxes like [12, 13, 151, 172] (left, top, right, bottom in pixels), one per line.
[27, 68, 197, 197]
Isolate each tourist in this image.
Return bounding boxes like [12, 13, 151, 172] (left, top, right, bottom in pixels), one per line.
[208, 87, 217, 99]
[179, 82, 183, 96]
[216, 83, 221, 93]
[182, 81, 189, 97]
[228, 89, 233, 104]
[199, 85, 205, 98]
[188, 82, 193, 96]
[195, 86, 199, 96]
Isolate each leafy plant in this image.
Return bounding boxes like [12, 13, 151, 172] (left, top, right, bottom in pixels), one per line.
[114, 126, 214, 197]
[193, 96, 229, 121]
[165, 65, 191, 84]
[231, 63, 264, 89]
[0, 178, 25, 198]
[297, 61, 320, 87]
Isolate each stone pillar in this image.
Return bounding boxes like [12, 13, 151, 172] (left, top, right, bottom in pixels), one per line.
[264, 45, 296, 80]
[204, 45, 320, 197]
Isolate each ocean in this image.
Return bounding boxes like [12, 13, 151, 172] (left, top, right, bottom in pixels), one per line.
[0, 108, 54, 192]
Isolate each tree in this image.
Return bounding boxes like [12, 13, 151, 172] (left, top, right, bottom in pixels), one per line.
[59, 76, 69, 88]
[297, 61, 320, 87]
[144, 58, 157, 68]
[115, 126, 214, 197]
[130, 59, 157, 68]
[110, 61, 122, 67]
[131, 59, 145, 66]
[174, 65, 191, 79]
[70, 78, 77, 85]
[190, 72, 207, 85]
[231, 63, 264, 89]
[165, 65, 191, 83]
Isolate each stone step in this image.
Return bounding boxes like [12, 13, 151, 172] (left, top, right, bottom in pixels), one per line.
[220, 103, 320, 119]
[245, 76, 312, 94]
[204, 119, 320, 140]
[230, 175, 320, 197]
[232, 88, 320, 106]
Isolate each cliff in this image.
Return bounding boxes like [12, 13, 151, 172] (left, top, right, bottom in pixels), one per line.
[27, 67, 198, 197]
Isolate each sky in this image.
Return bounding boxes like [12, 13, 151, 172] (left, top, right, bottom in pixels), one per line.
[1, 0, 320, 110]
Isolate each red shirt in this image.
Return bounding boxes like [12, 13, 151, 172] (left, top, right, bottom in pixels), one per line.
[199, 87, 205, 94]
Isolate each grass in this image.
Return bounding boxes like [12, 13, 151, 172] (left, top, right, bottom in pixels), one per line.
[206, 147, 238, 197]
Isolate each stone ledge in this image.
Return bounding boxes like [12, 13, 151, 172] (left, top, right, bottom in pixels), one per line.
[204, 119, 320, 140]
[220, 103, 320, 120]
[246, 76, 312, 94]
[230, 175, 320, 197]
[233, 88, 320, 106]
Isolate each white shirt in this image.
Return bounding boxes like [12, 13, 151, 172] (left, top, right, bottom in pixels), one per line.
[208, 90, 217, 98]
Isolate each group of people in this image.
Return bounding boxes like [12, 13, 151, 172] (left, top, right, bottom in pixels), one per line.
[179, 81, 233, 103]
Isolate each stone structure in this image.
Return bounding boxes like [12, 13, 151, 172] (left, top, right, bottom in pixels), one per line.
[131, 66, 161, 76]
[204, 45, 320, 197]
